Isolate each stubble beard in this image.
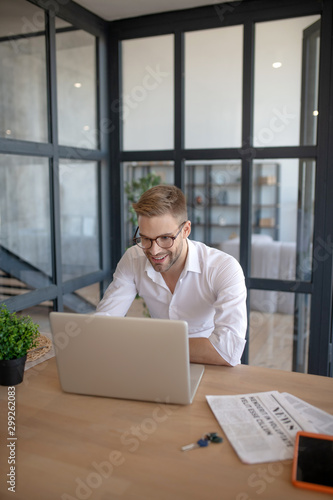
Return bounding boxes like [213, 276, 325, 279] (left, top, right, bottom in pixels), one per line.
[145, 242, 183, 274]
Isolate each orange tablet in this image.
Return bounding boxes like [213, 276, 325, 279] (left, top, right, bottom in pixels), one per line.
[292, 431, 333, 495]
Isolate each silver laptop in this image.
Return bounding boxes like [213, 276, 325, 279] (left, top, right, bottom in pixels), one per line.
[49, 312, 204, 405]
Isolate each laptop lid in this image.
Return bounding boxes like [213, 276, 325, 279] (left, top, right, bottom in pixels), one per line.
[49, 312, 204, 405]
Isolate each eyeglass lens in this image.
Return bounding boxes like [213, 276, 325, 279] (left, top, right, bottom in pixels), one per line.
[138, 236, 173, 249]
[134, 221, 186, 249]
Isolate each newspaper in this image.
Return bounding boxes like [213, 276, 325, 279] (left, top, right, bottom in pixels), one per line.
[206, 391, 317, 464]
[282, 392, 333, 435]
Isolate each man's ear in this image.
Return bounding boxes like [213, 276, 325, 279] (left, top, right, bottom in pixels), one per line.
[184, 221, 191, 238]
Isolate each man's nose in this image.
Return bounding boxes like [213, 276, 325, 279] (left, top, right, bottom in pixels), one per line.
[149, 240, 160, 254]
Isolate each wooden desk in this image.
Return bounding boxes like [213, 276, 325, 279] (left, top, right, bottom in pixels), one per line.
[1, 358, 332, 500]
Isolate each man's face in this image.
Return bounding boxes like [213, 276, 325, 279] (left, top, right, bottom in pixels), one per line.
[137, 214, 190, 274]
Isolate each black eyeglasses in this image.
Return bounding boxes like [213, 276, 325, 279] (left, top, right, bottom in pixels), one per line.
[133, 221, 187, 249]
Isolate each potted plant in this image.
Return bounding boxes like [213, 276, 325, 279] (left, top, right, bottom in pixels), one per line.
[125, 171, 162, 229]
[0, 304, 40, 386]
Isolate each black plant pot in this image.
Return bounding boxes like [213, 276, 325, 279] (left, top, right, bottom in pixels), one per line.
[0, 355, 27, 386]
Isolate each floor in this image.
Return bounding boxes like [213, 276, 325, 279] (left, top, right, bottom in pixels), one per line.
[248, 310, 294, 371]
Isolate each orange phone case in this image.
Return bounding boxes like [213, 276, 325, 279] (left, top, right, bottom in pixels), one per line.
[292, 431, 333, 495]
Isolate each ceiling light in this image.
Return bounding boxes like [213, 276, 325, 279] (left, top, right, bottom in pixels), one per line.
[74, 82, 82, 88]
[313, 110, 319, 116]
[83, 125, 90, 131]
[272, 62, 282, 69]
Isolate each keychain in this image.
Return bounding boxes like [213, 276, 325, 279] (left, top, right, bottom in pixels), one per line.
[181, 432, 223, 451]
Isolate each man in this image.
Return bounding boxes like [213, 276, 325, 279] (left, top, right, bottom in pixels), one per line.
[96, 185, 247, 366]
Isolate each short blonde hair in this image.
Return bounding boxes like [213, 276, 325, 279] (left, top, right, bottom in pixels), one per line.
[132, 185, 188, 223]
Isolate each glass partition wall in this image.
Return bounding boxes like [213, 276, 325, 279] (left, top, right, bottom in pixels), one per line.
[117, 2, 331, 375]
[249, 15, 319, 373]
[0, 0, 109, 331]
[1, 0, 331, 376]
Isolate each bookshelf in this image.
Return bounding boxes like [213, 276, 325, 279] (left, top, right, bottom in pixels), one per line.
[185, 162, 280, 246]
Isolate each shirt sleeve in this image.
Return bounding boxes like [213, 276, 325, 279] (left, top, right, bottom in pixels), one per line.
[95, 248, 138, 316]
[208, 257, 247, 366]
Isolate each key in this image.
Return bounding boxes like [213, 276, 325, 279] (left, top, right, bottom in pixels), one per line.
[181, 438, 209, 451]
[205, 432, 223, 444]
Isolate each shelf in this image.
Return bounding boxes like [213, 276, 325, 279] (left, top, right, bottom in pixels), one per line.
[193, 223, 280, 229]
[186, 183, 241, 188]
[255, 183, 280, 187]
[253, 204, 281, 208]
[190, 203, 280, 208]
[253, 224, 280, 229]
[190, 203, 241, 208]
[194, 223, 241, 228]
[187, 183, 280, 188]
[187, 162, 280, 244]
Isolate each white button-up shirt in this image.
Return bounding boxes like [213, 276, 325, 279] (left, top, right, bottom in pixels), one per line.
[96, 239, 247, 366]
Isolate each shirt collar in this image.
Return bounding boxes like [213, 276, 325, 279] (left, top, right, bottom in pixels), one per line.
[184, 239, 201, 275]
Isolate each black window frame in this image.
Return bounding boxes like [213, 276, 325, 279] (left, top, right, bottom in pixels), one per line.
[0, 0, 111, 312]
[109, 0, 333, 376]
[1, 0, 332, 376]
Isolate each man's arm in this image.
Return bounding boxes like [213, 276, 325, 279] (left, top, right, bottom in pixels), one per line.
[189, 338, 231, 366]
[96, 248, 138, 316]
[193, 252, 247, 367]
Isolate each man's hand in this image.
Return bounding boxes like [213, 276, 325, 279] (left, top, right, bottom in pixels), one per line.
[189, 338, 231, 366]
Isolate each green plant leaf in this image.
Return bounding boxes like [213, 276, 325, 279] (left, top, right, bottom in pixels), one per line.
[0, 304, 40, 360]
[125, 171, 162, 227]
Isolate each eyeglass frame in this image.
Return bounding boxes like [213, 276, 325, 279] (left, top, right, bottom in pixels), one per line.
[133, 221, 187, 249]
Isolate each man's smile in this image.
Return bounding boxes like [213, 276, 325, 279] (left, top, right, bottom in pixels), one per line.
[149, 254, 168, 264]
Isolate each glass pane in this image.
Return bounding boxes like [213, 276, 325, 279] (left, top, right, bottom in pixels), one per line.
[123, 161, 174, 249]
[63, 283, 101, 313]
[249, 291, 311, 373]
[59, 160, 100, 280]
[0, 155, 52, 289]
[250, 159, 315, 281]
[185, 161, 242, 249]
[254, 15, 320, 147]
[56, 20, 97, 149]
[121, 35, 174, 151]
[0, 0, 48, 142]
[185, 26, 243, 148]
